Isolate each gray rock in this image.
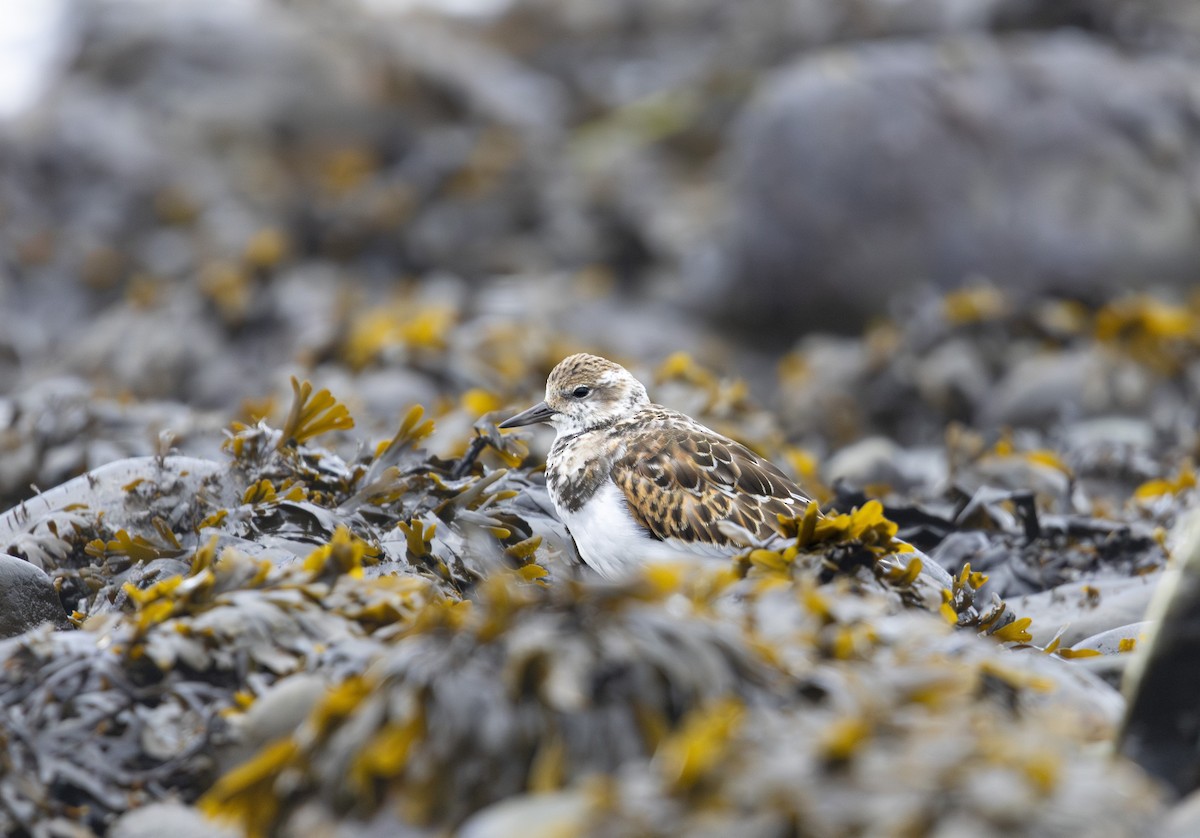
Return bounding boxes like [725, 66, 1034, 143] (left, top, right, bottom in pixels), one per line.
[110, 802, 238, 838]
[826, 437, 906, 489]
[958, 452, 1073, 507]
[1086, 0, 1200, 56]
[913, 337, 992, 419]
[220, 673, 329, 773]
[708, 33, 1200, 338]
[1162, 787, 1200, 838]
[64, 292, 241, 406]
[1017, 574, 1159, 648]
[0, 455, 231, 560]
[1121, 508, 1200, 797]
[775, 334, 870, 442]
[458, 791, 590, 838]
[1073, 620, 1153, 655]
[0, 553, 70, 637]
[1062, 416, 1157, 449]
[825, 436, 946, 492]
[982, 347, 1155, 428]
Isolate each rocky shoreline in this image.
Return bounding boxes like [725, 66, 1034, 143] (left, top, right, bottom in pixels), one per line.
[5, 1, 1200, 835]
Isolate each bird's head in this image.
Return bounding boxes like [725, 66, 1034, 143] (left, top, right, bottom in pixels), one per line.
[500, 353, 649, 435]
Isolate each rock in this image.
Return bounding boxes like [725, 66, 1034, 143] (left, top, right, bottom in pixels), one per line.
[0, 455, 231, 564]
[1120, 508, 1200, 797]
[708, 33, 1200, 339]
[1003, 647, 1128, 736]
[64, 292, 243, 406]
[982, 348, 1157, 428]
[1017, 575, 1159, 647]
[775, 334, 870, 443]
[1061, 416, 1157, 449]
[825, 436, 905, 489]
[1161, 787, 1200, 838]
[110, 802, 238, 838]
[220, 673, 329, 774]
[958, 455, 1073, 508]
[458, 791, 590, 838]
[0, 553, 70, 637]
[982, 350, 1109, 428]
[825, 436, 945, 492]
[1073, 621, 1153, 655]
[912, 337, 992, 420]
[1086, 0, 1200, 56]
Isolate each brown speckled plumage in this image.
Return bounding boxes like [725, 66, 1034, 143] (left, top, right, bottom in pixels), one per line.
[502, 353, 810, 574]
[612, 408, 806, 545]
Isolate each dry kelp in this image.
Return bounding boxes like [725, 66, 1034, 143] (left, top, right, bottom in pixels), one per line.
[197, 571, 1157, 837]
[0, 372, 1168, 836]
[0, 381, 557, 835]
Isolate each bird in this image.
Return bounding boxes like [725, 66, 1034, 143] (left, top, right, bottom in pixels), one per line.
[500, 353, 812, 577]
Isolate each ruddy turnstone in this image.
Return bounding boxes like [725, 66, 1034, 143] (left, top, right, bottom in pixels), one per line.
[500, 353, 811, 577]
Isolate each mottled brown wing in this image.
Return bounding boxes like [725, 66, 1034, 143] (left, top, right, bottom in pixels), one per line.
[612, 426, 808, 547]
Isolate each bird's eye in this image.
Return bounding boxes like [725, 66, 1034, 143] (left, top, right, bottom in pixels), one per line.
[571, 386, 591, 399]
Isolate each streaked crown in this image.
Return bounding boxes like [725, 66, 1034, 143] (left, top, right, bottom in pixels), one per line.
[544, 353, 649, 434]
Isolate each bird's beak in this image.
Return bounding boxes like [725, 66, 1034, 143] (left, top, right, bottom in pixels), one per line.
[499, 401, 557, 428]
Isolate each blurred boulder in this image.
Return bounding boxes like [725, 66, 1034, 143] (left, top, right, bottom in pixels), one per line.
[980, 347, 1156, 428]
[706, 33, 1200, 339]
[1121, 508, 1200, 797]
[0, 0, 568, 348]
[1162, 789, 1200, 838]
[824, 435, 945, 492]
[110, 802, 237, 838]
[1079, 0, 1200, 55]
[0, 554, 70, 637]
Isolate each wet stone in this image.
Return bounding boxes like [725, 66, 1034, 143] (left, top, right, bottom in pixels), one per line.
[712, 33, 1200, 339]
[110, 803, 238, 838]
[0, 553, 71, 637]
[1121, 509, 1200, 797]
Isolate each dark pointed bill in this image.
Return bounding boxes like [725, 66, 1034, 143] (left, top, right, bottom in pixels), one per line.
[499, 401, 557, 428]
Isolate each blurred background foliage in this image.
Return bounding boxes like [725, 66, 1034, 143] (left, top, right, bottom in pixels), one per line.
[4, 0, 1200, 521]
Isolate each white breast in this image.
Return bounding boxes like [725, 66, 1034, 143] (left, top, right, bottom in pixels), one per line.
[555, 480, 713, 578]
